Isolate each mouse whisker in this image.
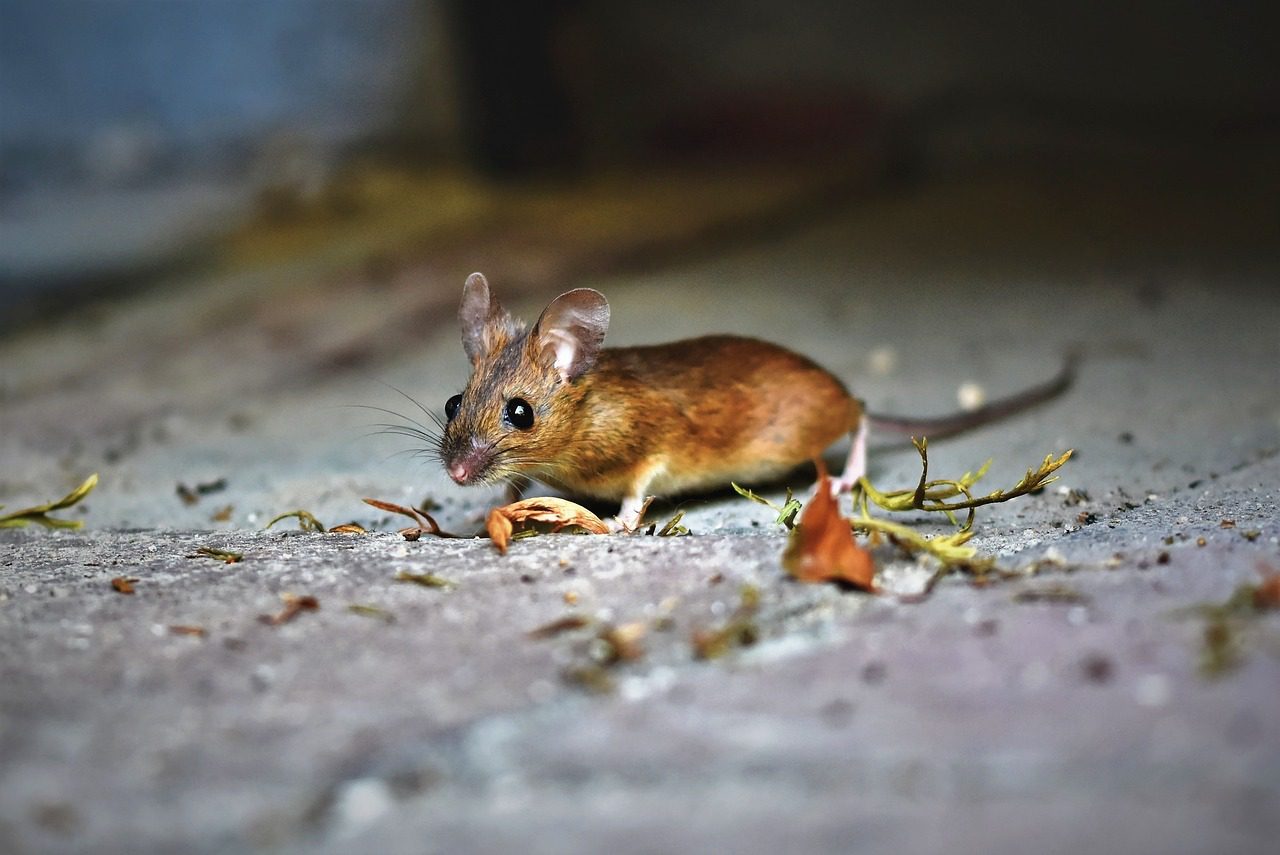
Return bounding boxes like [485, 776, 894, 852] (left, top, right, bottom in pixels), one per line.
[366, 380, 449, 431]
[361, 429, 442, 449]
[365, 421, 442, 442]
[344, 402, 441, 435]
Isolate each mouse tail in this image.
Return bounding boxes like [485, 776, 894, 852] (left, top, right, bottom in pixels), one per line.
[867, 351, 1078, 440]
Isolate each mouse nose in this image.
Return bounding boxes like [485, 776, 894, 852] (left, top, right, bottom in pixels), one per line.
[446, 441, 494, 485]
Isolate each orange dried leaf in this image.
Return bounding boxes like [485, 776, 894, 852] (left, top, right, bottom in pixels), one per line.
[486, 497, 608, 554]
[328, 522, 368, 534]
[259, 593, 319, 625]
[782, 464, 876, 591]
[500, 498, 609, 532]
[528, 614, 592, 639]
[362, 497, 456, 538]
[1255, 564, 1280, 610]
[486, 507, 515, 554]
[168, 625, 207, 637]
[110, 576, 137, 595]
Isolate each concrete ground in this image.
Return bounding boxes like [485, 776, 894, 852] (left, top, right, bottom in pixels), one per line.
[2, 158, 1279, 854]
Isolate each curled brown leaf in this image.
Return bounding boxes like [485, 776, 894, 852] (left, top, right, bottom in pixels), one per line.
[782, 463, 876, 591]
[527, 614, 592, 639]
[259, 593, 319, 625]
[486, 507, 515, 554]
[486, 497, 608, 554]
[363, 498, 457, 539]
[1255, 563, 1280, 610]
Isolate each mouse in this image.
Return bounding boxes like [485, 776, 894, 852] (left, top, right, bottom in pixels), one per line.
[439, 272, 1074, 528]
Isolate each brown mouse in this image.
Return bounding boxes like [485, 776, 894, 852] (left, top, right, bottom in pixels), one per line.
[439, 272, 1073, 527]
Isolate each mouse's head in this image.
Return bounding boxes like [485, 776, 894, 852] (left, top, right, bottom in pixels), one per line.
[439, 272, 609, 487]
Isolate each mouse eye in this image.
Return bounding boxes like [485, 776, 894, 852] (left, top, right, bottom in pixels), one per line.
[445, 394, 462, 422]
[505, 397, 534, 430]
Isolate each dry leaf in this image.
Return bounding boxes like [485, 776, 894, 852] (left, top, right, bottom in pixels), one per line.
[486, 497, 608, 554]
[328, 522, 368, 534]
[0, 473, 98, 530]
[486, 507, 515, 554]
[597, 622, 647, 663]
[168, 625, 207, 637]
[264, 509, 326, 532]
[110, 576, 137, 595]
[193, 546, 243, 564]
[363, 497, 457, 539]
[782, 463, 876, 591]
[177, 478, 227, 506]
[348, 604, 396, 623]
[394, 570, 455, 589]
[1255, 564, 1280, 610]
[259, 593, 319, 625]
[692, 585, 761, 659]
[528, 614, 592, 639]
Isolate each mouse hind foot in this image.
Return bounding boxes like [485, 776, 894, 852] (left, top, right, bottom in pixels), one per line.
[830, 419, 868, 495]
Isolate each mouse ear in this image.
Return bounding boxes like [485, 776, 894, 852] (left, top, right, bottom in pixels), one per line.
[532, 289, 610, 382]
[459, 272, 516, 364]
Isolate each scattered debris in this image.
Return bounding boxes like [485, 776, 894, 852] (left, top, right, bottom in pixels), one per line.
[861, 439, 1072, 517]
[1080, 653, 1114, 683]
[363, 497, 457, 540]
[176, 478, 228, 506]
[192, 546, 243, 564]
[732, 483, 801, 529]
[692, 585, 761, 659]
[528, 614, 591, 639]
[1012, 584, 1090, 604]
[656, 510, 690, 537]
[809, 441, 1067, 586]
[529, 615, 650, 694]
[0, 474, 98, 530]
[1254, 564, 1280, 610]
[782, 464, 876, 590]
[110, 576, 137, 595]
[1062, 488, 1090, 506]
[211, 505, 235, 522]
[561, 664, 615, 694]
[259, 593, 319, 625]
[265, 509, 326, 533]
[486, 498, 608, 554]
[168, 625, 207, 637]
[394, 570, 455, 590]
[861, 661, 888, 684]
[348, 604, 396, 624]
[328, 522, 368, 534]
[593, 622, 647, 664]
[1183, 564, 1280, 679]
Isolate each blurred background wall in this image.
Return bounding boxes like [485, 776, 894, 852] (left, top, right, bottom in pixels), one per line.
[2, 0, 1277, 312]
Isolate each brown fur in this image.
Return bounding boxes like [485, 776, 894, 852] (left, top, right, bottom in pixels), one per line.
[441, 321, 862, 501]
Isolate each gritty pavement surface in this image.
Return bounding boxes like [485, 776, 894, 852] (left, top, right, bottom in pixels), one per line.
[2, 163, 1279, 854]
